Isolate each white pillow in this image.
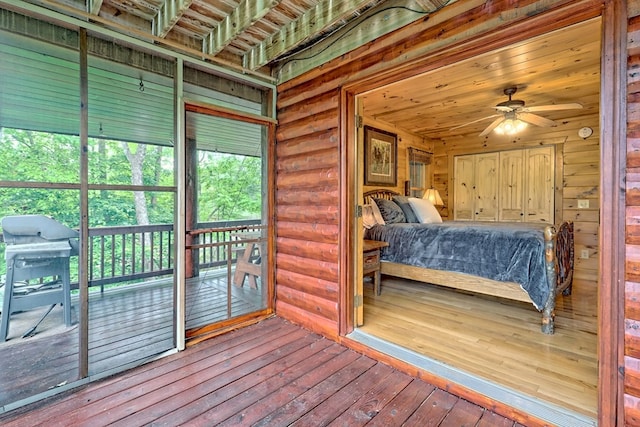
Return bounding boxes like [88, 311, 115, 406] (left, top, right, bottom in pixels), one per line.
[362, 204, 377, 229]
[362, 203, 386, 229]
[370, 201, 385, 225]
[408, 197, 442, 223]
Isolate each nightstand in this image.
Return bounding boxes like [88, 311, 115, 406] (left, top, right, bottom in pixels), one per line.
[363, 239, 389, 296]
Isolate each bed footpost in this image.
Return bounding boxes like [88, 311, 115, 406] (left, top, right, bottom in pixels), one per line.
[541, 226, 557, 334]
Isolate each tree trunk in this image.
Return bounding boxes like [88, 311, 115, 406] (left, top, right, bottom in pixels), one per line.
[122, 143, 153, 271]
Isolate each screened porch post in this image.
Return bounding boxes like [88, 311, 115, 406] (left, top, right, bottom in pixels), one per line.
[78, 27, 89, 379]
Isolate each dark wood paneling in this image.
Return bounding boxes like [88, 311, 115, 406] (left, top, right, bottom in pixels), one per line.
[276, 108, 339, 141]
[275, 300, 338, 340]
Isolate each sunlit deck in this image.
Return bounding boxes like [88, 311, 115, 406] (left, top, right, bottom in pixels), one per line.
[0, 272, 264, 408]
[0, 316, 520, 426]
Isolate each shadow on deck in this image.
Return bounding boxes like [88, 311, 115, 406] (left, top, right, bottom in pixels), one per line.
[0, 316, 520, 426]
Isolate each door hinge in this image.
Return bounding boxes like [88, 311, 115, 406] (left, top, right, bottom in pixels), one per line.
[354, 294, 363, 307]
[356, 115, 363, 128]
[356, 205, 363, 218]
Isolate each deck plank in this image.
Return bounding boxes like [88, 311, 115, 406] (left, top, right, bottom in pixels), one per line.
[476, 410, 517, 427]
[182, 342, 346, 426]
[0, 317, 519, 427]
[251, 355, 377, 426]
[351, 378, 436, 427]
[0, 317, 289, 426]
[217, 350, 367, 426]
[0, 275, 266, 408]
[288, 362, 395, 426]
[403, 388, 460, 426]
[326, 369, 414, 426]
[439, 399, 485, 426]
[57, 322, 305, 426]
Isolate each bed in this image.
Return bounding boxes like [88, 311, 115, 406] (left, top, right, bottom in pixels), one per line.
[363, 189, 574, 334]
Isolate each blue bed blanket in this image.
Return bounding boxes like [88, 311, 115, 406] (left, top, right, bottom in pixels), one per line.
[364, 221, 551, 310]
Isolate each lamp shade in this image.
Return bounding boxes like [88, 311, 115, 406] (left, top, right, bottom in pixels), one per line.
[423, 188, 444, 206]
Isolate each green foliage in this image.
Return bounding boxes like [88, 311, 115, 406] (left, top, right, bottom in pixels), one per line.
[198, 152, 262, 221]
[0, 128, 262, 226]
[0, 129, 80, 184]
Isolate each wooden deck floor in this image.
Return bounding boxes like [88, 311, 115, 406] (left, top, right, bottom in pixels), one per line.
[0, 272, 265, 408]
[0, 316, 524, 426]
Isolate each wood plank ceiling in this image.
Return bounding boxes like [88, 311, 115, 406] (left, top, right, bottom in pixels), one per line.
[360, 18, 601, 141]
[24, 0, 398, 76]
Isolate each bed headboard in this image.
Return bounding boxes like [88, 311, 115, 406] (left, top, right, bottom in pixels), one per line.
[364, 189, 402, 205]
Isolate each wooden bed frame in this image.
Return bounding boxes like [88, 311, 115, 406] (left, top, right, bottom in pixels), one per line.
[364, 189, 575, 334]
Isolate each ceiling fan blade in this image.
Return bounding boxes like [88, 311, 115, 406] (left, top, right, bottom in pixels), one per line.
[518, 112, 557, 127]
[479, 116, 505, 137]
[523, 103, 583, 112]
[449, 114, 500, 131]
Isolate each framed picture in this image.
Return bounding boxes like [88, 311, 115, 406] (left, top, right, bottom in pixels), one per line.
[364, 126, 397, 186]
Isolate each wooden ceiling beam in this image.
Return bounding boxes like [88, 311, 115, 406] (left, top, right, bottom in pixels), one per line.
[204, 0, 279, 55]
[243, 0, 376, 71]
[154, 0, 194, 38]
[88, 0, 103, 15]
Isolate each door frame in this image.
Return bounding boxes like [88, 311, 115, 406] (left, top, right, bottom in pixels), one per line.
[178, 99, 277, 347]
[340, 1, 626, 424]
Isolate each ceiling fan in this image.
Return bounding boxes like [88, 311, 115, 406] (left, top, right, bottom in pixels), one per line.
[451, 86, 583, 137]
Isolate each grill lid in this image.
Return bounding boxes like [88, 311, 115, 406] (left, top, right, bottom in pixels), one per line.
[1, 215, 78, 245]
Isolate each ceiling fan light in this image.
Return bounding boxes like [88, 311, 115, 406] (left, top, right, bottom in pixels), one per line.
[494, 118, 527, 135]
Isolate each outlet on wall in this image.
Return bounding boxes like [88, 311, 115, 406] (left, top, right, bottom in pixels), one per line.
[580, 249, 589, 259]
[577, 199, 589, 209]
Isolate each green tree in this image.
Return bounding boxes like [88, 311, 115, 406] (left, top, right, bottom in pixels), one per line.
[198, 153, 262, 221]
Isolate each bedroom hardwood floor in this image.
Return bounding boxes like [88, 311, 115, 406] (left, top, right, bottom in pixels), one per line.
[359, 277, 598, 419]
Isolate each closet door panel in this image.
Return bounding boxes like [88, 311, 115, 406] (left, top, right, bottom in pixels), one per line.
[474, 152, 499, 221]
[525, 146, 554, 223]
[454, 155, 475, 220]
[499, 150, 524, 221]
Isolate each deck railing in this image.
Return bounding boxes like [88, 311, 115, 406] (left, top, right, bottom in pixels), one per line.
[0, 219, 263, 292]
[86, 219, 263, 291]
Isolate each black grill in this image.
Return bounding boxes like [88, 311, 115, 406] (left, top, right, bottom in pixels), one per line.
[1, 215, 78, 341]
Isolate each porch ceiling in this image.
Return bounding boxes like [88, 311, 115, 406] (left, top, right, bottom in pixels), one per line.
[12, 0, 451, 79]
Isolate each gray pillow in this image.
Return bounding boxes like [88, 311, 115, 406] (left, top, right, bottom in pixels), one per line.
[392, 195, 419, 223]
[374, 198, 406, 224]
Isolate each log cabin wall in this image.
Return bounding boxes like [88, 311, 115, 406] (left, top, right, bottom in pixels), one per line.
[275, 89, 342, 339]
